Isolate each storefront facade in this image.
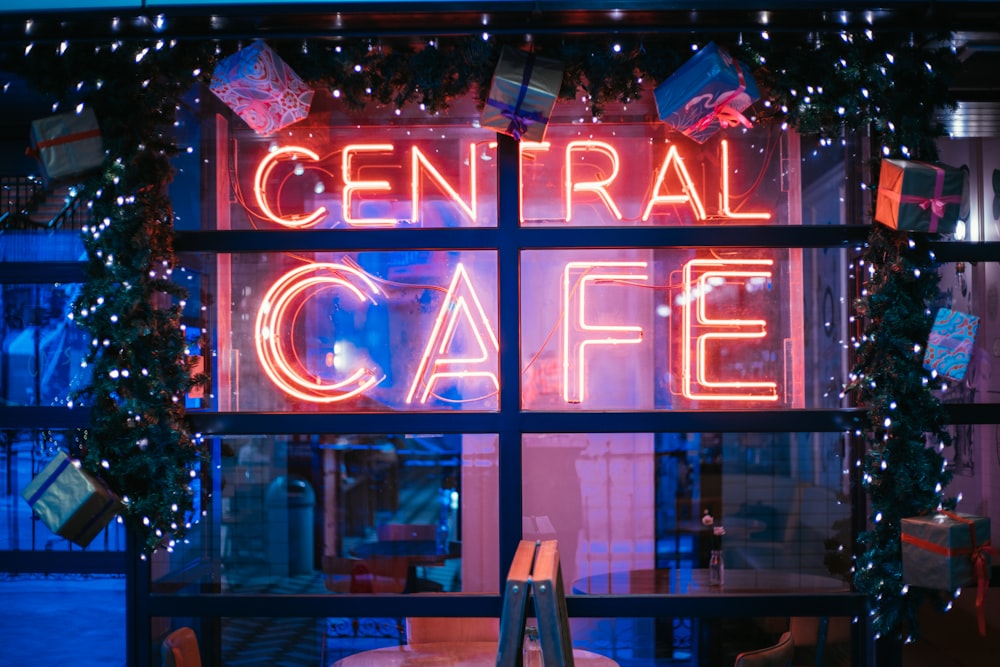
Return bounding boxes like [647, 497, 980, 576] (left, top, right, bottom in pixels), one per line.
[2, 3, 999, 666]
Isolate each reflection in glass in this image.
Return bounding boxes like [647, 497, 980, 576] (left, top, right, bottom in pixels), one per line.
[152, 433, 498, 595]
[192, 251, 499, 412]
[1, 284, 90, 407]
[523, 432, 853, 590]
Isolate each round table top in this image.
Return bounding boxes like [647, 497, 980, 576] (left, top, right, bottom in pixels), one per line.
[572, 568, 850, 595]
[331, 641, 618, 667]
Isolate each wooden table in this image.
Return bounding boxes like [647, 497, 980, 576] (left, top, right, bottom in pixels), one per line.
[331, 641, 619, 666]
[572, 568, 850, 595]
[350, 540, 460, 593]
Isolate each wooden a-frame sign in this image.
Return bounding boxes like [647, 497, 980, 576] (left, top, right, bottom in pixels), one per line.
[496, 539, 575, 667]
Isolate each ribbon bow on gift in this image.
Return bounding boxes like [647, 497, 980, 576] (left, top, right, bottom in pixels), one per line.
[691, 63, 755, 134]
[487, 52, 545, 141]
[903, 511, 997, 636]
[880, 164, 962, 232]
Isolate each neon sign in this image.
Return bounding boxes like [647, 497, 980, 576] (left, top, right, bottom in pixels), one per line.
[561, 261, 649, 404]
[680, 258, 778, 402]
[250, 138, 771, 228]
[251, 253, 783, 408]
[406, 263, 499, 404]
[241, 129, 788, 409]
[255, 263, 383, 403]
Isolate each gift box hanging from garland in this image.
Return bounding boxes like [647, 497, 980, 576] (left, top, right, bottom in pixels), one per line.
[209, 40, 315, 136]
[481, 46, 564, 142]
[902, 512, 995, 635]
[21, 451, 122, 549]
[923, 307, 979, 381]
[653, 42, 759, 144]
[28, 108, 104, 185]
[874, 158, 966, 234]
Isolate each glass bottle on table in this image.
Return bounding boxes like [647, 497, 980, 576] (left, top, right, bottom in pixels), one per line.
[523, 625, 542, 667]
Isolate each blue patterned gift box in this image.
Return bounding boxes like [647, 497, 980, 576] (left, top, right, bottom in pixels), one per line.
[653, 42, 759, 144]
[923, 307, 979, 381]
[21, 451, 122, 548]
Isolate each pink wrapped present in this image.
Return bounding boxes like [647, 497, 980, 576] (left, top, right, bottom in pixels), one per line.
[210, 40, 314, 135]
[923, 307, 979, 381]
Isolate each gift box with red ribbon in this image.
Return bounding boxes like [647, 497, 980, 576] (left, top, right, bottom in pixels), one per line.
[923, 307, 979, 381]
[29, 108, 104, 184]
[653, 42, 759, 144]
[210, 40, 315, 136]
[481, 46, 564, 142]
[874, 158, 965, 233]
[902, 512, 994, 634]
[21, 451, 122, 548]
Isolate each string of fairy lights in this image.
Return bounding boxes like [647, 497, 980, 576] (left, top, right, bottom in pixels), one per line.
[2, 10, 967, 639]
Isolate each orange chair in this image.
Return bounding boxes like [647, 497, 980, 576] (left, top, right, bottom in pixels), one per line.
[734, 631, 794, 667]
[161, 627, 202, 667]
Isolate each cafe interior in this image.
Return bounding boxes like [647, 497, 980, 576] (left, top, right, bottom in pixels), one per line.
[2, 2, 1000, 666]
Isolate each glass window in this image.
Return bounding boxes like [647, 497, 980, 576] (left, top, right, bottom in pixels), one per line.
[1, 284, 91, 407]
[222, 96, 497, 230]
[523, 432, 853, 588]
[152, 433, 499, 595]
[520, 248, 849, 410]
[187, 250, 499, 412]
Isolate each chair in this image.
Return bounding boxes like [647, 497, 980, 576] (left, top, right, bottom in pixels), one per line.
[789, 616, 851, 667]
[734, 631, 794, 667]
[405, 617, 500, 644]
[161, 627, 202, 667]
[375, 523, 443, 592]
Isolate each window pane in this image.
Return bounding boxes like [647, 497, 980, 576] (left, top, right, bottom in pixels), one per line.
[520, 248, 849, 410]
[187, 250, 498, 412]
[153, 433, 499, 595]
[1, 284, 90, 407]
[522, 433, 853, 588]
[518, 97, 849, 227]
[223, 96, 497, 230]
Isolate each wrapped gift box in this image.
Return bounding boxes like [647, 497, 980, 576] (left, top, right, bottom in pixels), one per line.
[481, 46, 564, 142]
[923, 307, 979, 381]
[29, 108, 104, 184]
[210, 40, 315, 136]
[653, 42, 759, 144]
[902, 513, 991, 591]
[21, 451, 122, 548]
[875, 159, 965, 233]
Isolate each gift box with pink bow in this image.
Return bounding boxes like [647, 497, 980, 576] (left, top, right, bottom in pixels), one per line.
[210, 40, 315, 136]
[653, 42, 759, 144]
[875, 158, 965, 234]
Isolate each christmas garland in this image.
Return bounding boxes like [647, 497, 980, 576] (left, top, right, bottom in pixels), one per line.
[4, 27, 962, 639]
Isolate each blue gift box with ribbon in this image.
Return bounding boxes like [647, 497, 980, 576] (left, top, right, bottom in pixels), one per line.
[654, 42, 759, 144]
[481, 47, 564, 142]
[21, 451, 122, 548]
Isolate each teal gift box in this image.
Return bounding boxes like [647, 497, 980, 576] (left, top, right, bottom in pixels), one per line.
[901, 513, 991, 591]
[481, 46, 564, 142]
[874, 159, 965, 233]
[923, 307, 979, 381]
[21, 451, 122, 548]
[653, 42, 759, 144]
